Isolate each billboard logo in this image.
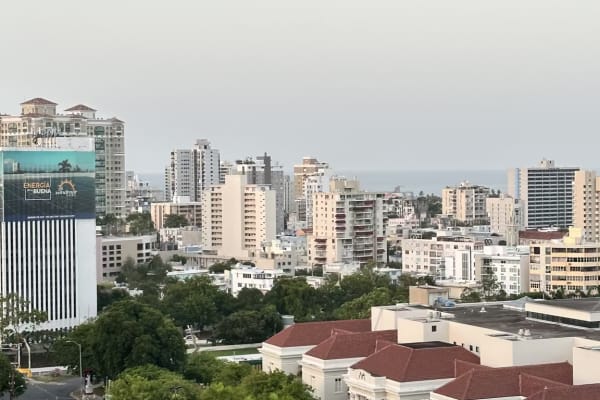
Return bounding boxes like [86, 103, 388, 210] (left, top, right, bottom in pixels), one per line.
[24, 181, 52, 200]
[56, 179, 77, 198]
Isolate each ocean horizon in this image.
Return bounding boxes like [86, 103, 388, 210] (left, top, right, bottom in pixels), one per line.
[139, 169, 507, 197]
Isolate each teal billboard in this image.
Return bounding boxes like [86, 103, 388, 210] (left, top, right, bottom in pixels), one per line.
[1, 151, 95, 221]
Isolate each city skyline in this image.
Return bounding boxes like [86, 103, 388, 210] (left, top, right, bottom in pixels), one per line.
[2, 0, 599, 173]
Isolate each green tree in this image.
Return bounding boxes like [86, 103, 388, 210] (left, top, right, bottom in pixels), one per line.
[160, 276, 221, 331]
[0, 294, 48, 344]
[184, 352, 227, 385]
[335, 287, 393, 319]
[109, 365, 202, 400]
[66, 300, 185, 378]
[339, 268, 391, 302]
[0, 354, 26, 398]
[264, 277, 321, 321]
[164, 214, 189, 228]
[213, 305, 282, 344]
[97, 285, 130, 312]
[239, 370, 313, 400]
[460, 288, 482, 303]
[171, 254, 188, 265]
[235, 288, 264, 311]
[127, 212, 155, 235]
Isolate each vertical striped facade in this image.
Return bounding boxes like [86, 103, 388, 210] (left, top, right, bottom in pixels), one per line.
[0, 218, 97, 330]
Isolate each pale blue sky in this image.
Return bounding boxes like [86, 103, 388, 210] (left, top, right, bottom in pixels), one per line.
[1, 0, 599, 173]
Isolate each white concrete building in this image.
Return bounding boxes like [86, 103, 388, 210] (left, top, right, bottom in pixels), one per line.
[226, 265, 290, 297]
[293, 157, 330, 223]
[474, 246, 530, 296]
[0, 139, 97, 330]
[508, 159, 579, 229]
[0, 98, 126, 218]
[202, 174, 276, 259]
[165, 139, 220, 202]
[401, 236, 483, 280]
[309, 177, 386, 266]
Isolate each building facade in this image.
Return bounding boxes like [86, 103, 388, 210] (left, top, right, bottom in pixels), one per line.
[293, 157, 329, 223]
[308, 177, 386, 266]
[0, 98, 126, 218]
[486, 195, 524, 245]
[96, 234, 158, 282]
[442, 182, 490, 224]
[0, 139, 97, 330]
[150, 197, 202, 230]
[474, 246, 530, 296]
[164, 139, 220, 202]
[202, 174, 276, 258]
[507, 159, 579, 229]
[573, 170, 600, 243]
[529, 229, 600, 295]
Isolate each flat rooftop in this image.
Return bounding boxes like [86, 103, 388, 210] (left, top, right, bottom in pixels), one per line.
[530, 298, 600, 313]
[446, 304, 600, 341]
[401, 341, 456, 349]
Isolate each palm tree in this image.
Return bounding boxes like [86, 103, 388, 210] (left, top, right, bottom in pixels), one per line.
[58, 159, 72, 173]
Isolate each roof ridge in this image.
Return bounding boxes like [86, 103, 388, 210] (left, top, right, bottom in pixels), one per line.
[461, 369, 474, 400]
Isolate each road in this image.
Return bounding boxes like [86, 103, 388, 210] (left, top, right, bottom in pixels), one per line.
[1, 375, 85, 400]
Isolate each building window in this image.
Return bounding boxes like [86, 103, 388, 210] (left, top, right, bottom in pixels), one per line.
[431, 325, 437, 332]
[334, 377, 343, 392]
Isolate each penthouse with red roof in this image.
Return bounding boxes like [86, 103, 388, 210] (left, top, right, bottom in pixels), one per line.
[345, 341, 480, 400]
[432, 361, 573, 400]
[300, 330, 397, 400]
[260, 319, 371, 375]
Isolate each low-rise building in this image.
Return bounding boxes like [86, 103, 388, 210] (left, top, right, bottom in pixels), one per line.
[96, 234, 158, 282]
[150, 196, 202, 230]
[226, 265, 291, 297]
[474, 246, 530, 296]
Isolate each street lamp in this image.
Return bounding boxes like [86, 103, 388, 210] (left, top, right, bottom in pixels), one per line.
[65, 340, 83, 397]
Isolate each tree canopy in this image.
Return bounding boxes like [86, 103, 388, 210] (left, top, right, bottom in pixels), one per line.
[164, 214, 189, 228]
[62, 299, 185, 378]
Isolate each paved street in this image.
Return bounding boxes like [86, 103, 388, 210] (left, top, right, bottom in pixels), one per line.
[0, 375, 84, 400]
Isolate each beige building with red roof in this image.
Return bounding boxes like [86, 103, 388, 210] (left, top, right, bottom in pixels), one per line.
[261, 299, 600, 400]
[260, 319, 371, 375]
[345, 342, 480, 400]
[300, 330, 397, 400]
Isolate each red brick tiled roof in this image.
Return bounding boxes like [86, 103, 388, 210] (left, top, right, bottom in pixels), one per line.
[65, 104, 96, 112]
[306, 330, 397, 360]
[526, 384, 600, 400]
[454, 360, 489, 377]
[264, 319, 371, 347]
[435, 362, 573, 400]
[20, 97, 57, 105]
[351, 343, 480, 383]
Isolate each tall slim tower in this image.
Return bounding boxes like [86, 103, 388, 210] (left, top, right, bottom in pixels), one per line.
[0, 98, 126, 218]
[573, 170, 600, 243]
[165, 139, 220, 202]
[0, 138, 97, 330]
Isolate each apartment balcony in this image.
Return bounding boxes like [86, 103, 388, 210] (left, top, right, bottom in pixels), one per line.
[315, 244, 327, 250]
[314, 237, 327, 243]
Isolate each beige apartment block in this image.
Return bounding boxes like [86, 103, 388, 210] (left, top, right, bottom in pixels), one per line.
[150, 197, 202, 230]
[202, 174, 276, 259]
[0, 98, 126, 218]
[573, 170, 600, 243]
[308, 177, 386, 266]
[529, 228, 600, 295]
[96, 234, 158, 282]
[486, 195, 524, 245]
[442, 182, 490, 224]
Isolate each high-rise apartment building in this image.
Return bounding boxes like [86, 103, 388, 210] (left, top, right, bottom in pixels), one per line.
[0, 138, 97, 330]
[164, 139, 220, 202]
[442, 182, 490, 224]
[308, 177, 386, 266]
[202, 174, 276, 258]
[572, 170, 600, 243]
[293, 157, 329, 222]
[507, 159, 579, 229]
[292, 157, 330, 224]
[228, 154, 286, 234]
[0, 98, 126, 218]
[486, 195, 525, 245]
